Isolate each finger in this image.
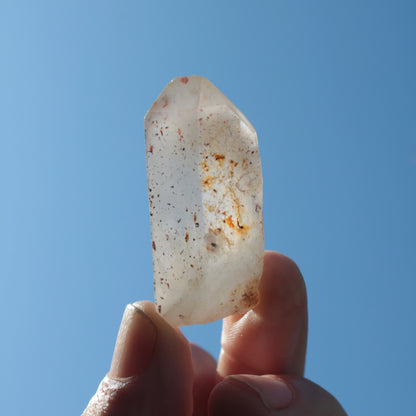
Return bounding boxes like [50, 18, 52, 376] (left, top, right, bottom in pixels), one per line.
[82, 301, 193, 416]
[191, 343, 217, 416]
[209, 375, 347, 416]
[218, 251, 308, 377]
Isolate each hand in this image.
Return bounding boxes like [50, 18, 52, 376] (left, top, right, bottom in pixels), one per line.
[82, 251, 347, 415]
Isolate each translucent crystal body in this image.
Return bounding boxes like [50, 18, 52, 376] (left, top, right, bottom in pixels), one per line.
[145, 75, 263, 326]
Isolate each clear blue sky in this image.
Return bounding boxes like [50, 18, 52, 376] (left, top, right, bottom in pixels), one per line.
[1, 1, 415, 414]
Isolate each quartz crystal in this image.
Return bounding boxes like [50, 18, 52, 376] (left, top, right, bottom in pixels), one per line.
[145, 75, 264, 326]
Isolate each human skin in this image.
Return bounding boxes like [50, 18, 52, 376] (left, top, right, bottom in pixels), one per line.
[82, 251, 347, 415]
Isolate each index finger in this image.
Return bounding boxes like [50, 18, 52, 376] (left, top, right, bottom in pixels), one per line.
[217, 251, 308, 377]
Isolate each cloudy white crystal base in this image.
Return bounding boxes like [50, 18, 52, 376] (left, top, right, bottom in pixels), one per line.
[145, 75, 263, 326]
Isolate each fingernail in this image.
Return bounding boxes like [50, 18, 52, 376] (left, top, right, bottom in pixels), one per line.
[228, 375, 294, 410]
[109, 304, 157, 378]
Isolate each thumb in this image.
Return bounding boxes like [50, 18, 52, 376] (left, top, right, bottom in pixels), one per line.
[82, 302, 193, 416]
[209, 375, 347, 415]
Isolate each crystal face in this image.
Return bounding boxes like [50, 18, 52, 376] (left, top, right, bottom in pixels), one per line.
[145, 75, 264, 326]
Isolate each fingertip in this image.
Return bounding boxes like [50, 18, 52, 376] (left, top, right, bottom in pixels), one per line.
[85, 301, 194, 416]
[132, 301, 189, 345]
[130, 301, 194, 413]
[108, 300, 192, 379]
[224, 252, 306, 324]
[282, 376, 348, 415]
[259, 251, 306, 313]
[131, 300, 157, 321]
[209, 375, 347, 416]
[227, 375, 294, 410]
[219, 251, 308, 377]
[108, 303, 157, 379]
[208, 378, 269, 416]
[263, 251, 302, 274]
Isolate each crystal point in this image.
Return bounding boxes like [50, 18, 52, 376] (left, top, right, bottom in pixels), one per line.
[145, 75, 263, 326]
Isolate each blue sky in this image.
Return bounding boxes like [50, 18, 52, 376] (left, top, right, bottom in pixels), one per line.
[1, 1, 415, 414]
